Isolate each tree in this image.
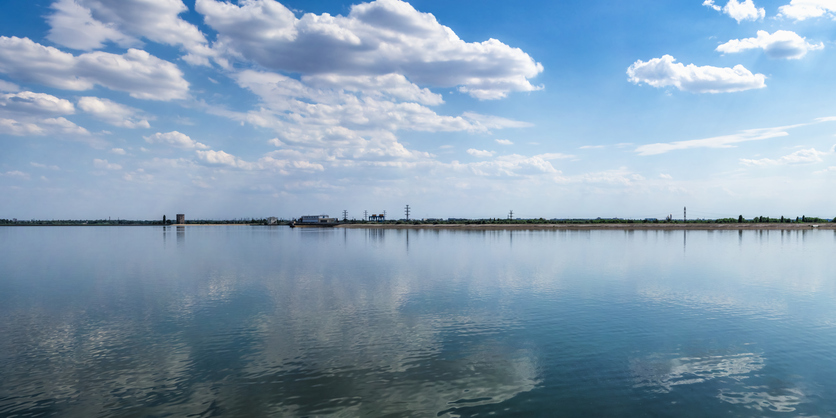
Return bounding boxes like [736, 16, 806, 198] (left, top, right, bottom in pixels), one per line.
[738, 215, 744, 223]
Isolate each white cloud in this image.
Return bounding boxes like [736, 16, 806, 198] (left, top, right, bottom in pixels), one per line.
[302, 73, 444, 106]
[30, 162, 61, 170]
[703, 0, 765, 22]
[627, 55, 766, 93]
[660, 173, 673, 179]
[740, 147, 828, 166]
[635, 125, 797, 155]
[0, 80, 19, 92]
[144, 131, 208, 149]
[93, 158, 121, 170]
[467, 148, 495, 158]
[46, 0, 213, 65]
[717, 30, 823, 60]
[495, 139, 514, 145]
[78, 96, 150, 128]
[579, 145, 605, 149]
[703, 0, 766, 22]
[0, 116, 89, 137]
[0, 37, 189, 100]
[46, 0, 138, 50]
[2, 170, 30, 179]
[778, 0, 836, 21]
[110, 147, 126, 155]
[196, 149, 258, 170]
[0, 91, 75, 116]
[195, 0, 543, 100]
[461, 112, 534, 130]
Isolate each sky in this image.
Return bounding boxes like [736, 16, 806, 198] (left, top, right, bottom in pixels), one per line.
[1, 0, 835, 220]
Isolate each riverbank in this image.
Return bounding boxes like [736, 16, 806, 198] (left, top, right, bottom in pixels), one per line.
[337, 223, 836, 230]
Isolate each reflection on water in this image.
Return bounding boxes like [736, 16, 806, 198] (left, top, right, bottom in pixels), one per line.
[631, 352, 764, 393]
[1, 227, 836, 416]
[718, 387, 803, 412]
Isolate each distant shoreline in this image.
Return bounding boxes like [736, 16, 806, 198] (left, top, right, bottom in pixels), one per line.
[2, 223, 834, 230]
[336, 223, 836, 231]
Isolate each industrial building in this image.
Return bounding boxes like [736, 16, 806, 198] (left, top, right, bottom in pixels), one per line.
[176, 214, 185, 224]
[299, 215, 336, 224]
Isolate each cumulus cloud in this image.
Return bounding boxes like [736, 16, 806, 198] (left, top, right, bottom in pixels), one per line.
[495, 139, 514, 145]
[0, 91, 75, 116]
[195, 149, 260, 170]
[627, 55, 766, 93]
[467, 149, 495, 158]
[703, 0, 766, 22]
[717, 30, 823, 59]
[0, 91, 93, 141]
[144, 131, 208, 149]
[0, 37, 189, 100]
[778, 0, 836, 21]
[0, 116, 89, 137]
[93, 158, 121, 170]
[46, 0, 138, 50]
[46, 0, 213, 65]
[302, 73, 444, 106]
[110, 147, 126, 155]
[195, 0, 543, 100]
[740, 147, 828, 166]
[78, 96, 150, 128]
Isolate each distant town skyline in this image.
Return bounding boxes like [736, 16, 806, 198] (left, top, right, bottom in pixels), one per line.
[1, 0, 835, 220]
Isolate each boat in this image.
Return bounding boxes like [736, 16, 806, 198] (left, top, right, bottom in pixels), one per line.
[290, 215, 338, 228]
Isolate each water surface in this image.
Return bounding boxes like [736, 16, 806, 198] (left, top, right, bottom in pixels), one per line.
[1, 226, 835, 416]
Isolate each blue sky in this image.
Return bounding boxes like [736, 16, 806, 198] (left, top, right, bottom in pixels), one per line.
[1, 0, 835, 220]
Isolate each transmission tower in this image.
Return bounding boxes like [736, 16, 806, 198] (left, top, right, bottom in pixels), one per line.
[405, 205, 410, 221]
[343, 210, 348, 222]
[508, 210, 514, 220]
[364, 210, 368, 221]
[684, 206, 687, 222]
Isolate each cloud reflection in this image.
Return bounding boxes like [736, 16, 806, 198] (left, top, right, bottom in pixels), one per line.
[631, 352, 764, 393]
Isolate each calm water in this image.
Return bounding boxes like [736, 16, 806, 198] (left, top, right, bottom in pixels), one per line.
[1, 226, 836, 417]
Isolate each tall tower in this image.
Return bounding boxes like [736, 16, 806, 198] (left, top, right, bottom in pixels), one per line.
[405, 205, 410, 221]
[684, 207, 686, 222]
